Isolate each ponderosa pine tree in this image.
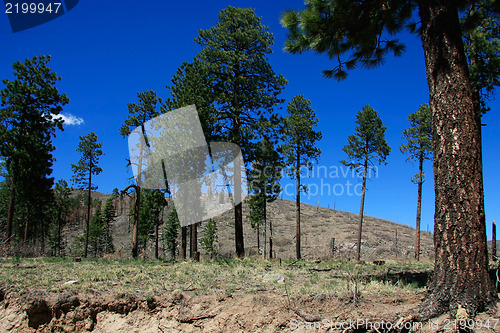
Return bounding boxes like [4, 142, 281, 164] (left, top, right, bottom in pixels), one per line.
[0, 55, 69, 244]
[120, 90, 162, 258]
[247, 137, 283, 258]
[165, 60, 217, 260]
[71, 132, 103, 258]
[280, 95, 321, 260]
[400, 104, 432, 261]
[51, 179, 72, 256]
[165, 207, 180, 259]
[281, 0, 498, 318]
[194, 6, 287, 257]
[341, 105, 390, 262]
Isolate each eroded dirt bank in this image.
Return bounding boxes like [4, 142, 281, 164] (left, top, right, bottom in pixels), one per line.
[1, 287, 499, 332]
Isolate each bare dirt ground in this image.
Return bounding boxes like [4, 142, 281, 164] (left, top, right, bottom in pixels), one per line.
[1, 258, 499, 332]
[1, 287, 499, 332]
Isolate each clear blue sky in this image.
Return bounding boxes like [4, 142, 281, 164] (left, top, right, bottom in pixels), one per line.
[1, 0, 499, 239]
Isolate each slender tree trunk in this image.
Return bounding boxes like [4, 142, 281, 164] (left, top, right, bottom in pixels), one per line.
[234, 146, 244, 257]
[296, 149, 301, 260]
[493, 221, 497, 261]
[5, 174, 16, 244]
[417, 0, 497, 318]
[132, 188, 140, 258]
[263, 195, 267, 259]
[180, 226, 187, 259]
[415, 155, 423, 261]
[155, 220, 159, 259]
[190, 223, 198, 260]
[269, 213, 273, 259]
[356, 156, 368, 262]
[84, 170, 92, 258]
[256, 224, 260, 256]
[264, 202, 267, 258]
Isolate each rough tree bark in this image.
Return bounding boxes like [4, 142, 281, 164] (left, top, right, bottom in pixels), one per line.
[417, 0, 497, 318]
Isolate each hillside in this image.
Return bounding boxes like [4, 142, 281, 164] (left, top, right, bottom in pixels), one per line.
[63, 192, 434, 260]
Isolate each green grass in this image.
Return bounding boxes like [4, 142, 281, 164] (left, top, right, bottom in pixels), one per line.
[0, 257, 433, 298]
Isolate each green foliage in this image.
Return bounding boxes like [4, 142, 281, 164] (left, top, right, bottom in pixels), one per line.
[280, 95, 322, 182]
[248, 137, 283, 229]
[164, 208, 180, 259]
[400, 104, 432, 183]
[281, 0, 413, 80]
[86, 198, 114, 257]
[194, 6, 287, 155]
[119, 90, 163, 137]
[462, 0, 500, 115]
[71, 132, 103, 191]
[340, 105, 390, 170]
[131, 189, 166, 250]
[0, 55, 69, 243]
[48, 179, 73, 256]
[201, 219, 218, 260]
[101, 197, 115, 254]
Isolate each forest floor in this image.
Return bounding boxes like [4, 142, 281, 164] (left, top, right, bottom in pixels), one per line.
[0, 257, 499, 332]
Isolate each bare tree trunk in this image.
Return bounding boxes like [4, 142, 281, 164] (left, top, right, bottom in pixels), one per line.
[84, 170, 92, 258]
[5, 174, 15, 244]
[132, 188, 140, 258]
[180, 226, 187, 259]
[155, 220, 159, 259]
[493, 221, 497, 261]
[190, 223, 198, 260]
[269, 215, 273, 259]
[234, 152, 244, 257]
[356, 156, 368, 262]
[417, 0, 497, 318]
[415, 155, 423, 261]
[296, 149, 301, 260]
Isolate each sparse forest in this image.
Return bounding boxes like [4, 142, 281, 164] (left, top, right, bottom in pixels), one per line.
[1, 1, 499, 331]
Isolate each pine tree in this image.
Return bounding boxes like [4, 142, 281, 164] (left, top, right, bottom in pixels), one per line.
[50, 179, 72, 256]
[281, 0, 498, 317]
[165, 208, 180, 259]
[201, 219, 218, 260]
[400, 104, 432, 261]
[101, 197, 115, 255]
[248, 137, 283, 258]
[280, 95, 321, 260]
[194, 6, 287, 257]
[120, 90, 162, 258]
[71, 132, 103, 258]
[0, 55, 69, 245]
[340, 105, 390, 262]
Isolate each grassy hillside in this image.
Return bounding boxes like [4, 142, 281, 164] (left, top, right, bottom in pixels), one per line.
[63, 192, 434, 261]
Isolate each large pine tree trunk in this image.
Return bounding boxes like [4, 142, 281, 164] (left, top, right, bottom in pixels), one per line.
[295, 150, 301, 260]
[415, 155, 423, 261]
[356, 156, 368, 262]
[418, 0, 497, 318]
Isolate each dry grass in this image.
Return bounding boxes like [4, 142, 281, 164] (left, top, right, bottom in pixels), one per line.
[0, 257, 433, 300]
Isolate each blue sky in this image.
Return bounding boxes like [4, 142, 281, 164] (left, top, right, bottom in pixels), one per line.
[1, 0, 499, 239]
